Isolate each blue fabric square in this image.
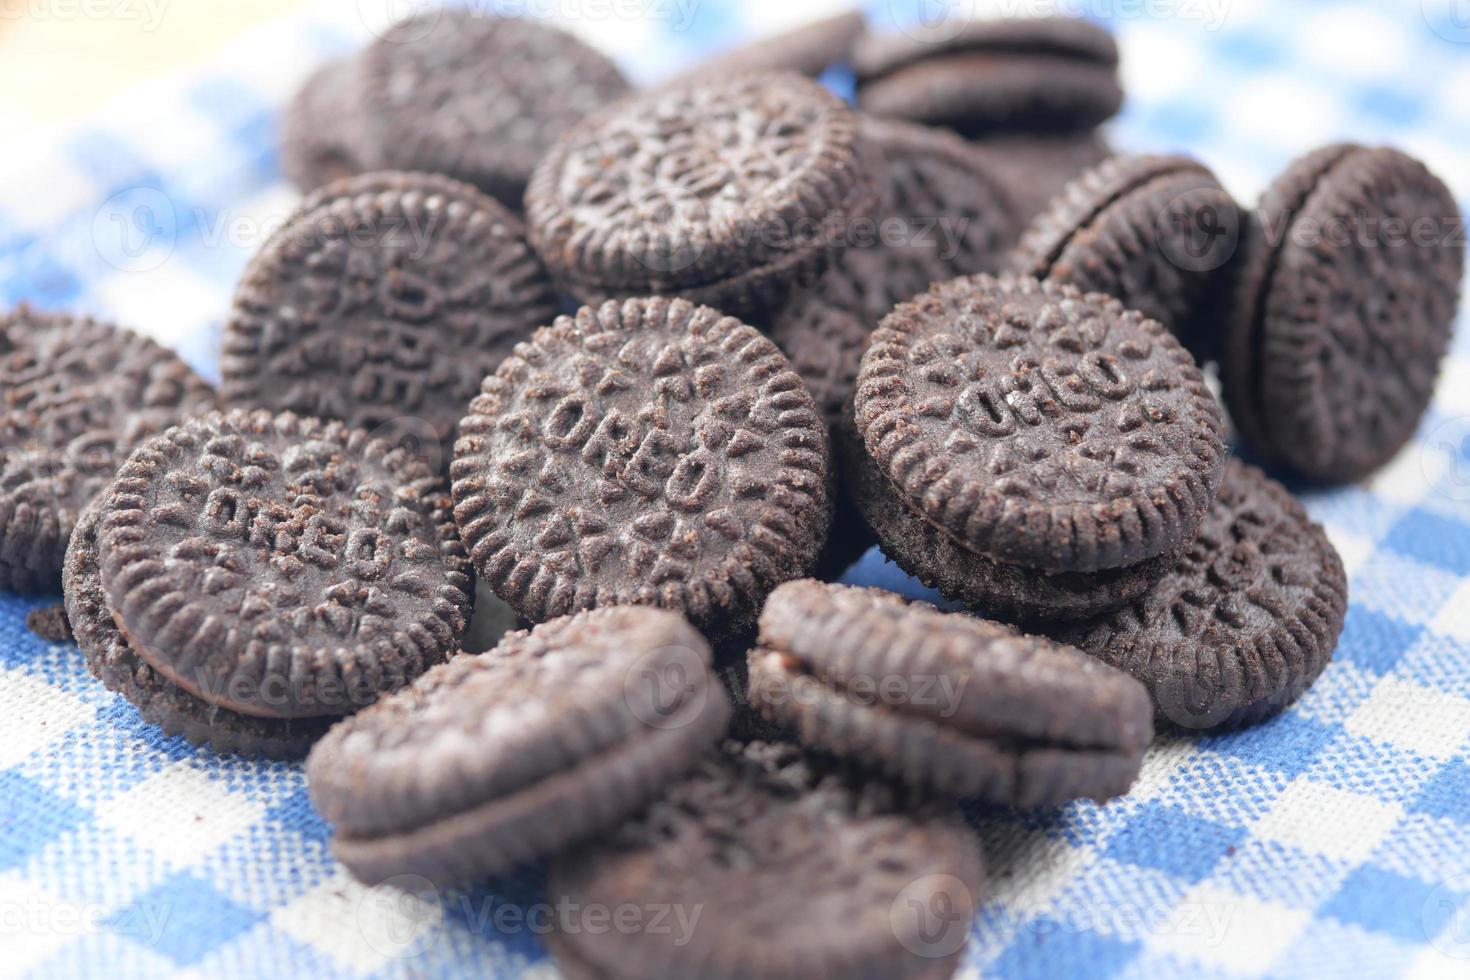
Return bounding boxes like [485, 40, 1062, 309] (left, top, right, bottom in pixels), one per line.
[0, 773, 87, 871]
[986, 919, 1140, 980]
[1411, 758, 1470, 823]
[1382, 509, 1470, 575]
[1197, 711, 1338, 779]
[1102, 803, 1245, 883]
[1320, 866, 1441, 942]
[1337, 607, 1424, 675]
[119, 873, 264, 966]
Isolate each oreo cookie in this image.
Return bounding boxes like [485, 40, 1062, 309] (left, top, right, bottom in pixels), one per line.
[1014, 154, 1240, 359]
[280, 59, 372, 194]
[525, 73, 876, 316]
[660, 10, 866, 86]
[451, 297, 830, 641]
[854, 16, 1122, 136]
[222, 172, 558, 463]
[65, 496, 333, 757]
[0, 308, 216, 594]
[855, 274, 1227, 573]
[306, 607, 731, 884]
[970, 131, 1114, 223]
[1222, 144, 1463, 483]
[357, 10, 631, 208]
[747, 581, 1153, 807]
[547, 740, 983, 980]
[95, 410, 472, 721]
[1056, 459, 1348, 730]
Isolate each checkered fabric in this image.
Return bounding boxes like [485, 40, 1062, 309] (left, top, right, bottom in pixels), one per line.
[2, 0, 1469, 977]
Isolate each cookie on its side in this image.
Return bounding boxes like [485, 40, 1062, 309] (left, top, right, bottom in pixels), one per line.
[1056, 459, 1348, 731]
[307, 607, 731, 885]
[747, 581, 1154, 807]
[1222, 144, 1463, 483]
[970, 131, 1114, 224]
[547, 740, 983, 980]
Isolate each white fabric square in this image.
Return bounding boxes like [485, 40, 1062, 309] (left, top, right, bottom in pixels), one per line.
[1146, 884, 1311, 974]
[93, 761, 266, 868]
[0, 670, 96, 771]
[1345, 677, 1470, 758]
[272, 872, 443, 974]
[1252, 779, 1403, 863]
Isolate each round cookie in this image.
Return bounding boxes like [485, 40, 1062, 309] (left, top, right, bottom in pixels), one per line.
[452, 297, 830, 640]
[525, 72, 876, 317]
[1056, 459, 1348, 730]
[841, 432, 1170, 624]
[358, 10, 630, 208]
[1014, 154, 1240, 360]
[306, 607, 731, 884]
[96, 410, 472, 720]
[280, 58, 373, 193]
[854, 274, 1227, 573]
[65, 497, 333, 757]
[747, 581, 1153, 807]
[221, 172, 558, 461]
[1222, 144, 1463, 483]
[547, 740, 983, 980]
[854, 16, 1122, 136]
[659, 10, 866, 86]
[970, 131, 1114, 224]
[0, 308, 217, 594]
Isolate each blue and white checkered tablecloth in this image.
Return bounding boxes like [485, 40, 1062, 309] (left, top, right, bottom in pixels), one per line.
[3, 0, 1470, 977]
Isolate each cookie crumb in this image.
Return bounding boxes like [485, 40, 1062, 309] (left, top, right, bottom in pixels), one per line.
[27, 604, 72, 643]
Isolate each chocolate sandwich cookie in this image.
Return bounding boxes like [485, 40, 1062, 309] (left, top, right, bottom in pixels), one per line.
[660, 10, 866, 86]
[65, 497, 333, 757]
[970, 131, 1114, 224]
[306, 607, 731, 884]
[854, 16, 1122, 136]
[1056, 459, 1348, 730]
[95, 410, 472, 721]
[525, 72, 876, 317]
[280, 59, 373, 193]
[221, 172, 558, 461]
[855, 274, 1227, 573]
[0, 308, 216, 594]
[547, 740, 983, 980]
[451, 297, 830, 641]
[747, 582, 1153, 807]
[1222, 144, 1463, 483]
[358, 10, 630, 208]
[1014, 155, 1239, 358]
[841, 433, 1169, 624]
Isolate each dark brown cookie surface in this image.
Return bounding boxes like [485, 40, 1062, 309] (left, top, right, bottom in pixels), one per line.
[1014, 154, 1240, 357]
[855, 274, 1227, 573]
[221, 172, 557, 460]
[359, 11, 630, 208]
[306, 607, 730, 884]
[451, 297, 830, 640]
[25, 604, 71, 642]
[547, 740, 983, 980]
[280, 58, 373, 193]
[854, 16, 1122, 136]
[0, 308, 217, 594]
[65, 496, 333, 757]
[525, 73, 875, 316]
[96, 410, 471, 720]
[748, 581, 1153, 807]
[1056, 460, 1348, 730]
[970, 130, 1114, 224]
[1223, 144, 1463, 483]
[660, 10, 866, 86]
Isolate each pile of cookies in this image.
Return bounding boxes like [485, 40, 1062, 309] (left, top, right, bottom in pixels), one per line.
[1, 8, 1464, 978]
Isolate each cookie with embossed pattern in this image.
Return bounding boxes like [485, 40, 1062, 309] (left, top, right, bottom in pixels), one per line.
[1015, 154, 1240, 359]
[0, 308, 217, 594]
[451, 297, 830, 641]
[855, 274, 1226, 574]
[95, 410, 472, 721]
[659, 10, 866, 87]
[1055, 459, 1348, 730]
[1222, 144, 1463, 483]
[547, 739, 983, 980]
[359, 10, 631, 208]
[526, 72, 877, 317]
[854, 16, 1122, 136]
[748, 581, 1153, 806]
[307, 606, 730, 884]
[221, 172, 558, 465]
[65, 496, 333, 757]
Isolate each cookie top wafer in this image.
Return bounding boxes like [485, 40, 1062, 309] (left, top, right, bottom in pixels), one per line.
[0, 308, 216, 593]
[854, 274, 1226, 573]
[359, 10, 630, 207]
[525, 72, 875, 315]
[451, 297, 830, 639]
[547, 740, 983, 980]
[96, 410, 472, 720]
[221, 172, 557, 458]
